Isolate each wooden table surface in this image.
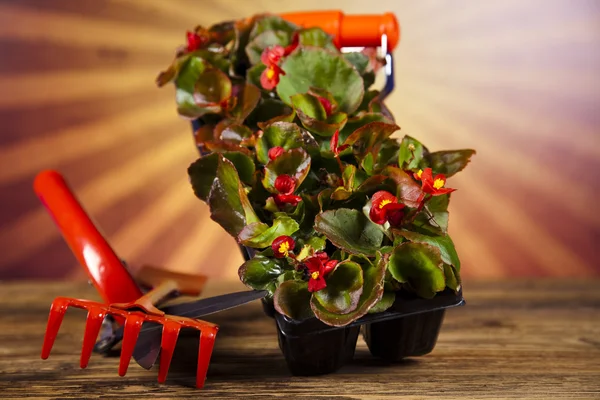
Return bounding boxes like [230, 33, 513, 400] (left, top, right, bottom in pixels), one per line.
[0, 280, 598, 399]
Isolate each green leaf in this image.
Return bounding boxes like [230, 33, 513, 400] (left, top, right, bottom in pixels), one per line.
[388, 242, 446, 299]
[249, 15, 297, 40]
[312, 261, 364, 314]
[426, 150, 476, 177]
[227, 82, 261, 122]
[175, 56, 232, 118]
[237, 216, 299, 248]
[381, 166, 424, 208]
[314, 209, 384, 256]
[188, 151, 255, 196]
[277, 47, 364, 114]
[306, 235, 326, 251]
[245, 30, 291, 65]
[423, 194, 450, 233]
[393, 230, 461, 271]
[374, 139, 400, 172]
[331, 173, 388, 201]
[398, 135, 426, 170]
[290, 92, 347, 137]
[221, 152, 255, 185]
[207, 156, 260, 236]
[274, 280, 314, 321]
[368, 291, 395, 314]
[343, 121, 400, 161]
[311, 252, 386, 326]
[193, 67, 232, 104]
[238, 255, 284, 293]
[291, 93, 327, 120]
[188, 153, 220, 201]
[298, 28, 337, 50]
[262, 148, 311, 192]
[248, 98, 294, 128]
[256, 121, 303, 164]
[339, 112, 393, 143]
[343, 52, 370, 74]
[300, 111, 348, 137]
[444, 263, 461, 293]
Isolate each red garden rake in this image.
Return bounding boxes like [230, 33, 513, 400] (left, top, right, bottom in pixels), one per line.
[34, 170, 217, 388]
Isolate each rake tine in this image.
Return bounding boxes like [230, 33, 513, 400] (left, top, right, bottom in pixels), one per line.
[41, 298, 70, 360]
[157, 321, 181, 384]
[196, 326, 218, 389]
[80, 306, 107, 368]
[118, 314, 145, 376]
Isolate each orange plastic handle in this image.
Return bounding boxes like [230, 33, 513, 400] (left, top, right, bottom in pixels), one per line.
[33, 170, 143, 304]
[280, 10, 400, 51]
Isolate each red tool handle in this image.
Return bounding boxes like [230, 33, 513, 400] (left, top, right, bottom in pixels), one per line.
[33, 170, 143, 304]
[280, 10, 400, 51]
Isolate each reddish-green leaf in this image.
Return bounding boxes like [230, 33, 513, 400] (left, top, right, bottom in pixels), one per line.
[314, 209, 384, 256]
[311, 252, 386, 326]
[388, 242, 446, 299]
[207, 156, 260, 236]
[237, 216, 299, 248]
[343, 121, 400, 161]
[312, 260, 364, 314]
[274, 280, 314, 321]
[426, 149, 476, 177]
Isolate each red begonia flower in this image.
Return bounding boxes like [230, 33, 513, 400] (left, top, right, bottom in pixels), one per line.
[268, 146, 284, 161]
[186, 31, 206, 52]
[369, 190, 406, 226]
[274, 174, 296, 195]
[304, 256, 328, 292]
[261, 45, 285, 66]
[260, 64, 285, 91]
[271, 235, 295, 258]
[273, 194, 302, 207]
[414, 168, 456, 196]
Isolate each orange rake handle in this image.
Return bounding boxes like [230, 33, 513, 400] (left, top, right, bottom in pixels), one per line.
[280, 10, 400, 50]
[33, 170, 143, 304]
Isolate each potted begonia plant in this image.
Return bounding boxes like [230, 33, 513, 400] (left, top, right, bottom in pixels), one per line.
[157, 13, 475, 375]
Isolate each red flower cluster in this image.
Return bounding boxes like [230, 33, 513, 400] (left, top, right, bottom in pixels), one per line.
[304, 252, 338, 292]
[413, 168, 456, 196]
[259, 34, 299, 91]
[186, 31, 207, 52]
[273, 174, 302, 207]
[271, 235, 295, 258]
[369, 190, 405, 226]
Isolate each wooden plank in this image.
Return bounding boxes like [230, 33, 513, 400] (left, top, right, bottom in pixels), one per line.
[0, 280, 598, 399]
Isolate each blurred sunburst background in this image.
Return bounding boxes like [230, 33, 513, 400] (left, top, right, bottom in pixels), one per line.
[0, 0, 598, 281]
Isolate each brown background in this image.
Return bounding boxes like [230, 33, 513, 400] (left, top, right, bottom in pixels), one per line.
[0, 0, 598, 282]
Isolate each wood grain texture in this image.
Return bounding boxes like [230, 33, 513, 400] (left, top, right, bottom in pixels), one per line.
[0, 0, 599, 281]
[0, 280, 598, 399]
